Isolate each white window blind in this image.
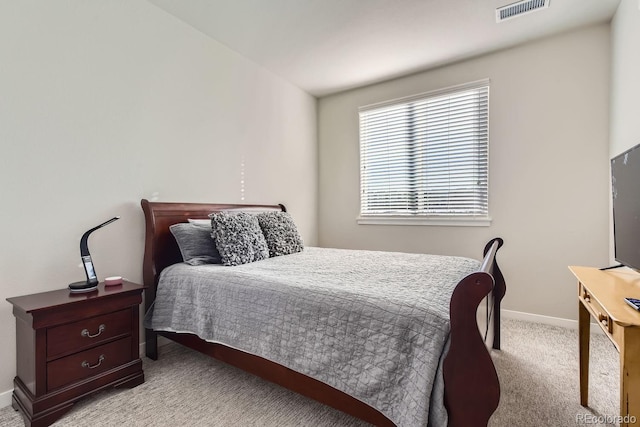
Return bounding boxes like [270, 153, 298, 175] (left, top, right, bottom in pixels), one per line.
[359, 80, 489, 224]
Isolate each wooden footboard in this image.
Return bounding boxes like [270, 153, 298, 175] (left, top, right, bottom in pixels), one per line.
[141, 199, 505, 427]
[443, 238, 504, 427]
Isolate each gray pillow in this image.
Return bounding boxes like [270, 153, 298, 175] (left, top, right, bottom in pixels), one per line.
[209, 212, 269, 266]
[257, 212, 304, 257]
[169, 223, 221, 265]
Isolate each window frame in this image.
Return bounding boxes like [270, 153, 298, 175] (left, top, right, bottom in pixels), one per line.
[357, 79, 491, 227]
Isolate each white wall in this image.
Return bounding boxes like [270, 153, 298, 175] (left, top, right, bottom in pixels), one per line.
[610, 0, 640, 157]
[0, 1, 317, 405]
[318, 24, 611, 322]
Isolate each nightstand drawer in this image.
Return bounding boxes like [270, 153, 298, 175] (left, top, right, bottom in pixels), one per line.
[47, 309, 132, 359]
[580, 283, 613, 337]
[47, 337, 132, 391]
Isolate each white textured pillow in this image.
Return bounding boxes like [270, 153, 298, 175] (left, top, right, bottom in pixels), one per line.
[209, 212, 269, 266]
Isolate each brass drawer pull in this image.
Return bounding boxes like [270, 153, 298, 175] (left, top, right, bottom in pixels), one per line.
[81, 354, 105, 369]
[81, 324, 105, 338]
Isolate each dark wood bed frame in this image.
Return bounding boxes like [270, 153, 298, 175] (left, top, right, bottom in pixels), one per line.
[141, 199, 506, 427]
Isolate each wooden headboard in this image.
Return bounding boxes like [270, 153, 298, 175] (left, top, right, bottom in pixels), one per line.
[140, 199, 285, 311]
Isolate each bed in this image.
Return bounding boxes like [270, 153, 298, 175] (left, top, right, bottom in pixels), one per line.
[141, 199, 506, 427]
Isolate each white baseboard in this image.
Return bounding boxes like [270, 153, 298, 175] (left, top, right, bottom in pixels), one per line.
[0, 388, 12, 410]
[0, 309, 598, 409]
[501, 309, 578, 328]
[501, 308, 603, 334]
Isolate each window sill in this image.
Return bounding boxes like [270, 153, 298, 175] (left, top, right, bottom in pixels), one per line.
[356, 216, 492, 227]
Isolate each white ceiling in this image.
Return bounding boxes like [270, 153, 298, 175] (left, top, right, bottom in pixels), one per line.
[148, 0, 621, 97]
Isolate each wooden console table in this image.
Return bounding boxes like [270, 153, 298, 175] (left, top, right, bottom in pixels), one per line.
[571, 265, 640, 426]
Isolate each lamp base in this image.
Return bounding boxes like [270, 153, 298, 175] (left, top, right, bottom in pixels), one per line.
[68, 281, 99, 293]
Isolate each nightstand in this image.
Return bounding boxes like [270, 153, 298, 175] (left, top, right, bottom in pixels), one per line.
[6, 281, 145, 427]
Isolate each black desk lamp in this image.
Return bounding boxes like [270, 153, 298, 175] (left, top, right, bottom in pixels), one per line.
[68, 216, 120, 293]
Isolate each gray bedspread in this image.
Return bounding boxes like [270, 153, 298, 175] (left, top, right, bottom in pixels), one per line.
[145, 247, 480, 427]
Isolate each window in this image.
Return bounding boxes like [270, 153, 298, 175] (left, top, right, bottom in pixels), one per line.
[358, 80, 490, 226]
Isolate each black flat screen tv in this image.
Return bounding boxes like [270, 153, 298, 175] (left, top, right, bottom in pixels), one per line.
[611, 143, 640, 271]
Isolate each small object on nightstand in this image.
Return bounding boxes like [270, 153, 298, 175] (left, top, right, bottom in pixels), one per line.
[68, 216, 120, 293]
[68, 281, 99, 293]
[104, 276, 123, 286]
[624, 297, 640, 311]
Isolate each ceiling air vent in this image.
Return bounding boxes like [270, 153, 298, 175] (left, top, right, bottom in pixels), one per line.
[496, 0, 549, 22]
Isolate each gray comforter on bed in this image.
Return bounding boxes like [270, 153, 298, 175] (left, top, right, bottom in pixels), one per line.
[145, 247, 480, 427]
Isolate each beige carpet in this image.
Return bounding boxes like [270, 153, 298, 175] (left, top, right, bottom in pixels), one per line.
[489, 319, 618, 427]
[0, 318, 620, 426]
